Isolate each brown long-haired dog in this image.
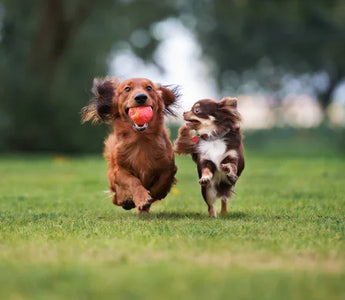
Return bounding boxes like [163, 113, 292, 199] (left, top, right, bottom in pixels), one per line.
[175, 97, 244, 217]
[82, 77, 179, 213]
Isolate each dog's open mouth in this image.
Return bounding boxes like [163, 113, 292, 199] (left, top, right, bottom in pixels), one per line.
[126, 106, 153, 132]
[131, 121, 149, 132]
[184, 118, 200, 128]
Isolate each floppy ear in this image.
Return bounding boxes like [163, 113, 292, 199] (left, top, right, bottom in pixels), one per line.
[156, 84, 181, 116]
[81, 77, 119, 124]
[174, 124, 197, 155]
[220, 97, 238, 108]
[219, 96, 242, 128]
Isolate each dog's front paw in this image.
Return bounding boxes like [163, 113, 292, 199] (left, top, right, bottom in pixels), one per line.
[220, 163, 231, 174]
[199, 176, 211, 186]
[137, 198, 153, 213]
[228, 173, 238, 183]
[221, 164, 238, 183]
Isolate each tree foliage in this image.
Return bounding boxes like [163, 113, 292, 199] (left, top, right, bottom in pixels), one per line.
[1, 0, 344, 152]
[0, 0, 177, 152]
[181, 0, 345, 108]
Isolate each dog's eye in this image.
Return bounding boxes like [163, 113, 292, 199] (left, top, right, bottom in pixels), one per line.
[146, 86, 153, 92]
[194, 107, 200, 114]
[124, 87, 131, 92]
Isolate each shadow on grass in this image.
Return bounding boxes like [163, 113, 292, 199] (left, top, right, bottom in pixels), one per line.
[105, 210, 250, 221]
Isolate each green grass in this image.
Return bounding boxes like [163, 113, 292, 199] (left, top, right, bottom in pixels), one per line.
[0, 150, 344, 299]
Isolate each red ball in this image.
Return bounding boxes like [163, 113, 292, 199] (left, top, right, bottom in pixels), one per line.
[128, 106, 153, 125]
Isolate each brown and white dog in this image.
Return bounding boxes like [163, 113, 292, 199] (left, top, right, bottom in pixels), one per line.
[82, 77, 179, 213]
[175, 97, 244, 217]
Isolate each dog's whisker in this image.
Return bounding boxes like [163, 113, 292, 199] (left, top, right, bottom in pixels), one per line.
[103, 190, 115, 200]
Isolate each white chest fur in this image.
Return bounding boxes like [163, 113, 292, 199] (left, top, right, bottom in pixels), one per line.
[198, 139, 227, 168]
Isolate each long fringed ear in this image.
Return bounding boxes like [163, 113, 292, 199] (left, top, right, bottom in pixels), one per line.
[219, 96, 242, 128]
[220, 97, 238, 108]
[81, 77, 119, 124]
[174, 124, 197, 155]
[156, 84, 181, 117]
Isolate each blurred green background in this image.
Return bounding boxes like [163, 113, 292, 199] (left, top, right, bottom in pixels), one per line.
[0, 0, 345, 153]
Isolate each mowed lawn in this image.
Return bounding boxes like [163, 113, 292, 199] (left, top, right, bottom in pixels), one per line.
[0, 150, 344, 299]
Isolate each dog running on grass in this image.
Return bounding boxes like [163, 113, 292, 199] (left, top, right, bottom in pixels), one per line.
[82, 77, 179, 213]
[175, 97, 245, 217]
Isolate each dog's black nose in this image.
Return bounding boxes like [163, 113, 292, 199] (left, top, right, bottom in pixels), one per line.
[134, 93, 148, 104]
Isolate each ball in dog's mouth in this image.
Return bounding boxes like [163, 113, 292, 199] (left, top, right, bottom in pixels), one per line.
[128, 106, 153, 131]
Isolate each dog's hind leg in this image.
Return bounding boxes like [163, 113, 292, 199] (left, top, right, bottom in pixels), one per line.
[220, 185, 234, 215]
[198, 160, 218, 217]
[150, 163, 177, 200]
[202, 185, 217, 217]
[208, 204, 217, 217]
[221, 196, 228, 214]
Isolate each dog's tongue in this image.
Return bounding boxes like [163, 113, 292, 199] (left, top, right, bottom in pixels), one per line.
[128, 106, 153, 125]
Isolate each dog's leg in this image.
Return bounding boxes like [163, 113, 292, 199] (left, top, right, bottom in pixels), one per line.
[220, 151, 239, 184]
[198, 160, 217, 217]
[220, 162, 238, 183]
[202, 185, 217, 217]
[208, 204, 217, 217]
[112, 185, 135, 210]
[199, 167, 213, 186]
[221, 196, 228, 214]
[207, 188, 217, 217]
[150, 164, 177, 200]
[198, 159, 216, 186]
[114, 167, 152, 213]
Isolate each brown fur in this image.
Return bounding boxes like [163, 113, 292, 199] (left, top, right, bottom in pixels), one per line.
[175, 97, 244, 217]
[82, 77, 178, 213]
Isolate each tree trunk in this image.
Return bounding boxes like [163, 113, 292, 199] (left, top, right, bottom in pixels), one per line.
[29, 0, 93, 76]
[318, 70, 344, 110]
